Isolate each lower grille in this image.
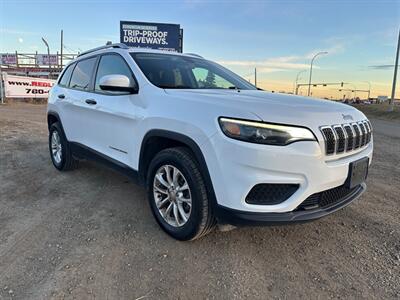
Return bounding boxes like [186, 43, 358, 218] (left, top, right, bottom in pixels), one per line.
[296, 184, 361, 211]
[245, 184, 299, 205]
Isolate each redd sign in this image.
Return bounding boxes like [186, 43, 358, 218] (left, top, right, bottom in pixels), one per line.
[32, 81, 53, 87]
[2, 73, 55, 98]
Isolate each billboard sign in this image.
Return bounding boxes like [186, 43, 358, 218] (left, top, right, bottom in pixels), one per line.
[120, 21, 182, 52]
[36, 54, 58, 65]
[2, 73, 55, 98]
[0, 54, 17, 65]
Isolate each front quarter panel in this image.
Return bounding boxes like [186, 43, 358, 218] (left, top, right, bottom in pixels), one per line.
[130, 85, 260, 170]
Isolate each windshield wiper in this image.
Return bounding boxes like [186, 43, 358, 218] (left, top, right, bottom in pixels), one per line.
[159, 85, 193, 89]
[228, 86, 240, 90]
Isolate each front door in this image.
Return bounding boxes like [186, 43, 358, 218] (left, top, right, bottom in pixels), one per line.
[81, 53, 140, 166]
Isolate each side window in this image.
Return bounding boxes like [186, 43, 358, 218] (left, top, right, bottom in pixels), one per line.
[69, 57, 97, 91]
[58, 63, 75, 87]
[95, 54, 135, 93]
[192, 67, 234, 89]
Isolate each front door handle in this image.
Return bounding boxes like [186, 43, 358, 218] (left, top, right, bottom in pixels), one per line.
[58, 94, 65, 99]
[85, 99, 97, 105]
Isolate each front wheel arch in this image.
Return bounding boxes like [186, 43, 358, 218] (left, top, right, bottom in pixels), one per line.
[139, 130, 218, 210]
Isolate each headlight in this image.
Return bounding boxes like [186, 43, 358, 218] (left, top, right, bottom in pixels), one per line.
[218, 117, 316, 146]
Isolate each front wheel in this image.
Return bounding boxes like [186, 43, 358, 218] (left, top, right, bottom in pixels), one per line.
[147, 147, 215, 241]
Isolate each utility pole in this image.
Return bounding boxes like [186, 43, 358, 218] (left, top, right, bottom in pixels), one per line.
[60, 30, 63, 69]
[254, 68, 257, 87]
[389, 28, 400, 112]
[294, 70, 306, 95]
[307, 51, 328, 96]
[0, 72, 4, 104]
[351, 84, 357, 100]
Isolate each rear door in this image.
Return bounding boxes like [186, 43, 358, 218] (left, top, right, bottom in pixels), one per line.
[60, 56, 99, 147]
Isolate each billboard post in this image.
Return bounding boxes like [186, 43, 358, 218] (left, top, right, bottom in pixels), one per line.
[0, 72, 4, 104]
[179, 28, 183, 53]
[120, 21, 182, 52]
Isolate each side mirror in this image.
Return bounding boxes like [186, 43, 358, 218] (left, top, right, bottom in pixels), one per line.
[99, 74, 138, 94]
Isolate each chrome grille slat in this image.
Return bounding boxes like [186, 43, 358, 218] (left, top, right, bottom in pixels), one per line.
[359, 122, 366, 146]
[364, 120, 371, 144]
[321, 127, 336, 155]
[343, 125, 354, 151]
[333, 125, 345, 153]
[320, 120, 371, 155]
[352, 123, 361, 149]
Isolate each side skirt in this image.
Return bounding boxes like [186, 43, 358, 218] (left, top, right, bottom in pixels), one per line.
[70, 142, 142, 185]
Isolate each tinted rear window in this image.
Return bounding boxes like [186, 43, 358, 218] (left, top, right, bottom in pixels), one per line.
[58, 63, 75, 87]
[69, 57, 97, 90]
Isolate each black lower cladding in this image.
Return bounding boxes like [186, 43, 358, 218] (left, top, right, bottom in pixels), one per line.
[216, 183, 366, 226]
[296, 184, 361, 211]
[245, 184, 299, 205]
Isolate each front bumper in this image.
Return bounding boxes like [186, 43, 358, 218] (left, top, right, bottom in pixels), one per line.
[216, 183, 366, 225]
[202, 129, 373, 213]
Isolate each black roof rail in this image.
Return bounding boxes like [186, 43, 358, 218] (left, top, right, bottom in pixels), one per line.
[185, 53, 203, 58]
[77, 43, 129, 57]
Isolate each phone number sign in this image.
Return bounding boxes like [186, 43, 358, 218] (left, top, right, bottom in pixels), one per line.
[3, 73, 55, 98]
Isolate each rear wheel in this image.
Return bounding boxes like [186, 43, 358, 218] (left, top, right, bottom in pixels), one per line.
[49, 122, 78, 171]
[147, 147, 215, 240]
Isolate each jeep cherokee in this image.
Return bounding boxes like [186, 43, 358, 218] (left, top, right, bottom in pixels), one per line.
[47, 43, 373, 240]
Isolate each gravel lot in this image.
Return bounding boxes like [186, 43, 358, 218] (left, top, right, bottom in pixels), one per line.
[0, 103, 399, 299]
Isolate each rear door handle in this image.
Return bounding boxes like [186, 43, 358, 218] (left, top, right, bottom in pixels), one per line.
[58, 94, 65, 99]
[85, 99, 97, 105]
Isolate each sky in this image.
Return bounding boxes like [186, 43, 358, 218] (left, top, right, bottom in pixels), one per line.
[0, 0, 399, 98]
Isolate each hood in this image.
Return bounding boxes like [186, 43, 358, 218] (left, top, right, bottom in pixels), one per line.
[164, 89, 366, 127]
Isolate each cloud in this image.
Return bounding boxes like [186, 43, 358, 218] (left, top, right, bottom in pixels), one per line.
[218, 54, 318, 74]
[368, 64, 395, 70]
[305, 44, 345, 59]
[217, 36, 348, 75]
[82, 35, 119, 44]
[0, 28, 39, 36]
[29, 45, 39, 51]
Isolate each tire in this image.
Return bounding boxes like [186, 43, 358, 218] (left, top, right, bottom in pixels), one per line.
[147, 147, 216, 241]
[49, 122, 78, 171]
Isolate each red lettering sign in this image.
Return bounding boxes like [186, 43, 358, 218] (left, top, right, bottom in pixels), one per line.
[31, 81, 52, 87]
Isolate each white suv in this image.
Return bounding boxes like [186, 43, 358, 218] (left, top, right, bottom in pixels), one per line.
[47, 43, 373, 240]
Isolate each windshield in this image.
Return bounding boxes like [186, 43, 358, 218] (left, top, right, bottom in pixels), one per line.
[131, 52, 256, 90]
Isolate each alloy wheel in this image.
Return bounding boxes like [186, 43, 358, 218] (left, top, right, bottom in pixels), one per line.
[51, 131, 62, 164]
[153, 165, 192, 227]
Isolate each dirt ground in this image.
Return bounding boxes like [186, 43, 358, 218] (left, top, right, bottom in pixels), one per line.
[0, 103, 399, 300]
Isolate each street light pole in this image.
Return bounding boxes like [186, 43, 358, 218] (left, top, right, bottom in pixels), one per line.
[307, 51, 328, 97]
[351, 84, 357, 101]
[363, 81, 371, 100]
[389, 28, 400, 112]
[60, 30, 63, 68]
[42, 37, 51, 78]
[294, 70, 306, 94]
[254, 68, 257, 88]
